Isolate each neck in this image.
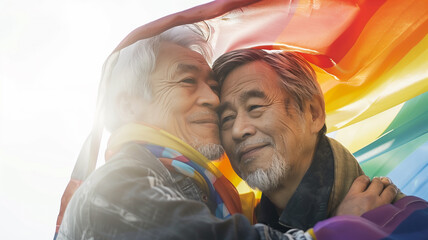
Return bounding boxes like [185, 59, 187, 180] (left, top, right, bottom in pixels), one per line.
[265, 135, 320, 213]
[264, 169, 305, 213]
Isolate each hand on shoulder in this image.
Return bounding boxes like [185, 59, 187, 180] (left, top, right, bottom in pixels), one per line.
[334, 175, 398, 216]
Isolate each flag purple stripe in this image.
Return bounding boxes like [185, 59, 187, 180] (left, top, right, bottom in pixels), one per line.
[314, 215, 387, 240]
[384, 207, 428, 239]
[361, 196, 428, 233]
[313, 196, 428, 240]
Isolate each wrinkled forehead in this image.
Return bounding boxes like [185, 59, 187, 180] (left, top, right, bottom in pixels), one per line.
[158, 42, 209, 64]
[152, 42, 213, 78]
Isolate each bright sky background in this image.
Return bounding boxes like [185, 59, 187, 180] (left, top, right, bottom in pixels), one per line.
[0, 0, 209, 239]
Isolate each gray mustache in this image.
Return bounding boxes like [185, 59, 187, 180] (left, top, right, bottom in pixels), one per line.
[234, 137, 274, 157]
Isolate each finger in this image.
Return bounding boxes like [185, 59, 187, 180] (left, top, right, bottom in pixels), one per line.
[380, 184, 398, 204]
[380, 176, 392, 186]
[347, 175, 371, 195]
[366, 177, 384, 195]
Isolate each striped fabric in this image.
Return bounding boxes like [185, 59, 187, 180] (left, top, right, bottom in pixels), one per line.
[197, 0, 428, 201]
[105, 123, 244, 218]
[144, 144, 234, 219]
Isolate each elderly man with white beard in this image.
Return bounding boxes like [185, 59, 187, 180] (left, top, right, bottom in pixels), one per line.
[213, 49, 404, 232]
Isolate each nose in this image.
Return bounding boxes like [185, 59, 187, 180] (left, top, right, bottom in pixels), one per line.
[197, 82, 220, 109]
[231, 113, 256, 141]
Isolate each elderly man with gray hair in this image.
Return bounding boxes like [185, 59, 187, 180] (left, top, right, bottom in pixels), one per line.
[213, 49, 404, 232]
[57, 24, 255, 239]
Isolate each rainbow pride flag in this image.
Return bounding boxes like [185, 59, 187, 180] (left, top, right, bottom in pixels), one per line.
[189, 0, 428, 201]
[56, 0, 428, 238]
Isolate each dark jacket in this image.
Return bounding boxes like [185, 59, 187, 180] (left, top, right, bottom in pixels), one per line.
[57, 143, 309, 240]
[256, 135, 404, 232]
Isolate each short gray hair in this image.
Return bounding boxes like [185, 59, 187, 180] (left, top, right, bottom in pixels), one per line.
[212, 49, 326, 134]
[101, 24, 212, 131]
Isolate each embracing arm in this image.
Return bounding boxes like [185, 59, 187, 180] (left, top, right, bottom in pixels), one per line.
[57, 144, 311, 240]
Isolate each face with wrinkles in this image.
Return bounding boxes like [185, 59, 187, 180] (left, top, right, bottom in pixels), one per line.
[134, 42, 222, 158]
[219, 61, 317, 190]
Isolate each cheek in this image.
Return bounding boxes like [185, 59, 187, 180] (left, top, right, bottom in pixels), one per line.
[148, 100, 188, 134]
[221, 132, 234, 154]
[172, 96, 197, 116]
[159, 99, 192, 121]
[154, 87, 193, 111]
[271, 123, 295, 157]
[274, 113, 305, 140]
[150, 95, 176, 118]
[220, 127, 234, 143]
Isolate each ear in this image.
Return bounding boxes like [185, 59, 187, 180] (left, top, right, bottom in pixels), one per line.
[117, 93, 148, 124]
[308, 94, 326, 134]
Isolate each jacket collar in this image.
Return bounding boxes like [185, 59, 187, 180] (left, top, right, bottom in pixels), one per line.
[256, 134, 334, 231]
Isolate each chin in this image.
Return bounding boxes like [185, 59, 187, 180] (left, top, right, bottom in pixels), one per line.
[241, 160, 264, 173]
[195, 143, 224, 160]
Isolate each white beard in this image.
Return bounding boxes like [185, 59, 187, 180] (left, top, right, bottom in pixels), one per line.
[195, 143, 224, 160]
[241, 150, 289, 192]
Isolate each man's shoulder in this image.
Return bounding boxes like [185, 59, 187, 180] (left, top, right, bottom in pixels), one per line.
[92, 143, 171, 181]
[325, 136, 361, 172]
[325, 135, 364, 215]
[325, 136, 352, 157]
[57, 143, 183, 239]
[58, 143, 176, 211]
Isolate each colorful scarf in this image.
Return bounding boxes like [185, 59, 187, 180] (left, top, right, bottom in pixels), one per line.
[106, 123, 242, 219]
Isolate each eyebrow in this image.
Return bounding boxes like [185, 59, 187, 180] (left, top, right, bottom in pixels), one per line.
[217, 90, 266, 116]
[175, 63, 200, 74]
[174, 63, 216, 82]
[240, 90, 266, 103]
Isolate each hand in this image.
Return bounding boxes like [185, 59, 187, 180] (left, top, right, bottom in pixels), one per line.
[334, 175, 398, 216]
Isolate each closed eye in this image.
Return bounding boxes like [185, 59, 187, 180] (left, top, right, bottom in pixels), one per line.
[249, 105, 264, 111]
[221, 115, 234, 125]
[180, 78, 196, 84]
